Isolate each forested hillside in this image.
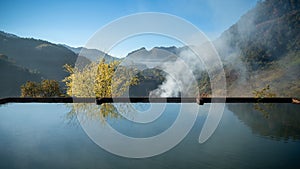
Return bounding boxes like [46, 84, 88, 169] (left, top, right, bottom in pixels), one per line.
[215, 0, 300, 96]
[0, 31, 78, 97]
[0, 54, 41, 97]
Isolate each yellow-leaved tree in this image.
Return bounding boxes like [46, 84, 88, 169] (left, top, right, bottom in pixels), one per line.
[63, 59, 139, 122]
[252, 84, 277, 118]
[64, 59, 138, 97]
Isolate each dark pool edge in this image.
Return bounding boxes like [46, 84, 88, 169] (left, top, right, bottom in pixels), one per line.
[0, 97, 298, 105]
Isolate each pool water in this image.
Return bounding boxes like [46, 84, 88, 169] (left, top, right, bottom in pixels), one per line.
[0, 103, 299, 169]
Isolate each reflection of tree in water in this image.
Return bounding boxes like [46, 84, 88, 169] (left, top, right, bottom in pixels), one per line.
[253, 103, 274, 119]
[65, 103, 148, 125]
[228, 103, 300, 141]
[65, 103, 120, 125]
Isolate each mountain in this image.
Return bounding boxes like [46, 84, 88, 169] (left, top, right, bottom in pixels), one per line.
[0, 54, 41, 97]
[214, 0, 300, 97]
[62, 45, 119, 63]
[124, 46, 180, 69]
[0, 31, 78, 97]
[0, 31, 77, 81]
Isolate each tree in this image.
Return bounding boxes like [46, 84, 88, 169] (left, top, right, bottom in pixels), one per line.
[20, 79, 62, 97]
[40, 79, 62, 97]
[21, 81, 41, 97]
[252, 84, 276, 99]
[63, 59, 139, 97]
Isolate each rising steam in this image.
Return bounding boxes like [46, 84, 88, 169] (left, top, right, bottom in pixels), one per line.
[149, 47, 206, 97]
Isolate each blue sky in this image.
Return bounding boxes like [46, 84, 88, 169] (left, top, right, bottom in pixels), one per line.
[0, 0, 257, 57]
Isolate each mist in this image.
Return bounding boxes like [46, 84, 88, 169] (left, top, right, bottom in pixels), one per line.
[149, 46, 214, 97]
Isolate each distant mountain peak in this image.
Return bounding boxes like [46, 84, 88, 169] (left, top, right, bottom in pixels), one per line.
[0, 31, 19, 39]
[61, 44, 119, 62]
[126, 47, 148, 56]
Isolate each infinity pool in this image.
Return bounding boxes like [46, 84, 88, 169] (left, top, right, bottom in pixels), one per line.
[0, 103, 299, 169]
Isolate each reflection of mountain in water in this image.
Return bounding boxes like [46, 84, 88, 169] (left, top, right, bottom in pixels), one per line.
[228, 103, 300, 141]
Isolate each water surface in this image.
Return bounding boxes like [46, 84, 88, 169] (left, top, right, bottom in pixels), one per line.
[0, 103, 299, 169]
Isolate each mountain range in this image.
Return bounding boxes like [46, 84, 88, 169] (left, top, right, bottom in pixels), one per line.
[0, 0, 299, 97]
